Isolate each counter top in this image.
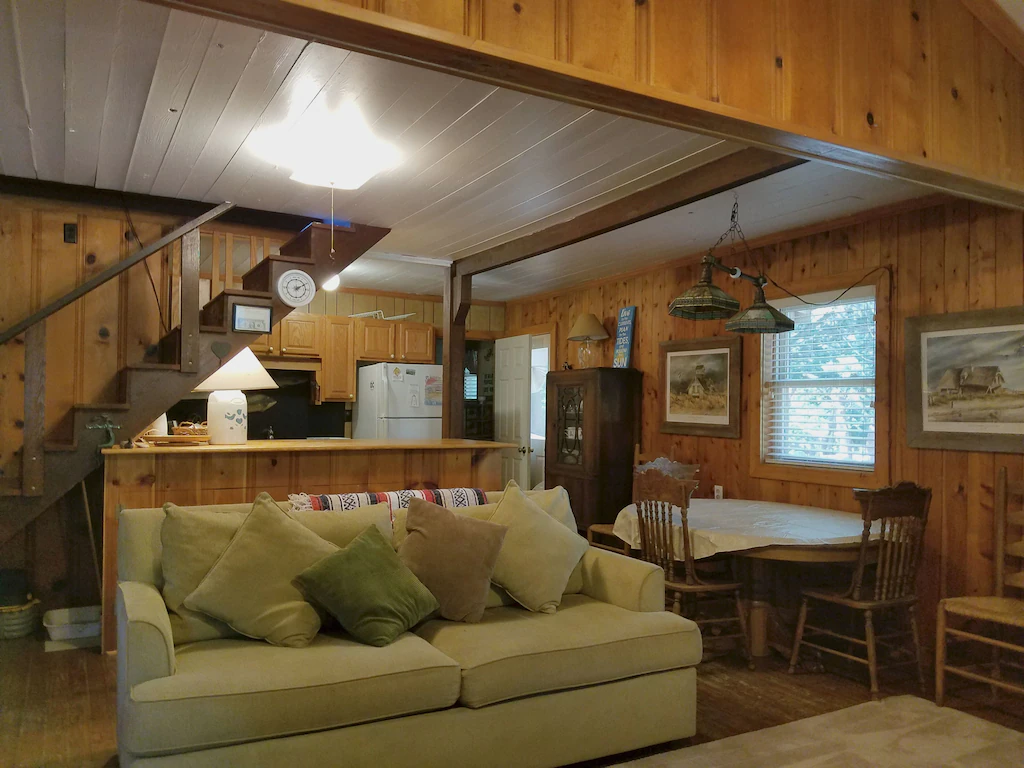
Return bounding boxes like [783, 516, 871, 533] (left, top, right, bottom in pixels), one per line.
[103, 438, 517, 455]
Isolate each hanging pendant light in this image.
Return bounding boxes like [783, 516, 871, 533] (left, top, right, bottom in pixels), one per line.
[668, 252, 741, 320]
[724, 278, 795, 334]
[669, 195, 794, 334]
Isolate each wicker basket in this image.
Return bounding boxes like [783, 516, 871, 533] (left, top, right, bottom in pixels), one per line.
[0, 599, 40, 640]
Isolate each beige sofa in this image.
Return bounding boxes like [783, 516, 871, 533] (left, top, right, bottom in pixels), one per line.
[116, 501, 703, 768]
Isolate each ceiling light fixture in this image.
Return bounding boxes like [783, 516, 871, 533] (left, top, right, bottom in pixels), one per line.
[668, 196, 794, 334]
[321, 273, 341, 292]
[250, 103, 400, 190]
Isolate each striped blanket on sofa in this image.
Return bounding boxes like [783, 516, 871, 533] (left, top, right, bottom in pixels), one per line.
[288, 488, 492, 517]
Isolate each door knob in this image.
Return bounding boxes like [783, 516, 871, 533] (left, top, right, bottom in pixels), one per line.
[518, 446, 527, 454]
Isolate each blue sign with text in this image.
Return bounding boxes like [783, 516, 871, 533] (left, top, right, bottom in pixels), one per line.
[612, 306, 636, 368]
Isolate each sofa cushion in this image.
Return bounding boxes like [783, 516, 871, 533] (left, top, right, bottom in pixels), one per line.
[416, 594, 702, 708]
[296, 525, 439, 647]
[398, 498, 508, 623]
[122, 633, 461, 757]
[488, 481, 588, 613]
[184, 494, 338, 647]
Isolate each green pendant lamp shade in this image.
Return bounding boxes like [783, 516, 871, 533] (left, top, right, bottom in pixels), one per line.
[668, 253, 741, 320]
[724, 282, 795, 334]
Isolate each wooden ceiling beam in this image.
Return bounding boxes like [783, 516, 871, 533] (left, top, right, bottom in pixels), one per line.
[454, 148, 804, 278]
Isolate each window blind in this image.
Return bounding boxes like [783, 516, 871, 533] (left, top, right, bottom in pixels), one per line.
[761, 290, 876, 470]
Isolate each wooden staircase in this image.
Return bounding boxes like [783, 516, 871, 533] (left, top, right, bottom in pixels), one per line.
[0, 216, 388, 545]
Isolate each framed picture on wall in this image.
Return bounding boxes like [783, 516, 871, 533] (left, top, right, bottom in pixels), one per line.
[906, 307, 1024, 453]
[659, 336, 741, 439]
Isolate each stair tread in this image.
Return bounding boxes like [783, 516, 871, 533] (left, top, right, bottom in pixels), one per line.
[129, 362, 183, 370]
[216, 288, 273, 299]
[44, 441, 77, 452]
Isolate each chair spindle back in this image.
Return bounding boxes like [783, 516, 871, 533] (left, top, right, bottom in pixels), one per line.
[995, 466, 1024, 599]
[633, 460, 699, 585]
[851, 482, 931, 602]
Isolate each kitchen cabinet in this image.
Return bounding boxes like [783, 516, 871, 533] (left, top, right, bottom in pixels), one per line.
[322, 317, 356, 401]
[356, 318, 397, 361]
[398, 322, 435, 363]
[249, 325, 281, 355]
[279, 314, 322, 356]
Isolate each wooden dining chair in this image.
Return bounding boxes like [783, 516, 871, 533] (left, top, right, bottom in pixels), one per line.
[936, 467, 1024, 706]
[788, 482, 932, 699]
[633, 458, 752, 668]
[586, 448, 699, 554]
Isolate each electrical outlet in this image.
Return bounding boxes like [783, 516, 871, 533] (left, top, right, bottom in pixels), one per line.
[713, 485, 724, 500]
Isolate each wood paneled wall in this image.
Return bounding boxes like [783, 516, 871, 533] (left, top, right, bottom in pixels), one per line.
[506, 198, 1024, 640]
[274, 0, 1024, 200]
[0, 195, 295, 608]
[0, 195, 296, 490]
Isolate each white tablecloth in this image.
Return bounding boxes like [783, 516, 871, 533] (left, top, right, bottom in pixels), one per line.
[612, 499, 868, 561]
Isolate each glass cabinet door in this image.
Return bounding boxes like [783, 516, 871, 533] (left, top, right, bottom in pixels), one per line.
[555, 383, 585, 467]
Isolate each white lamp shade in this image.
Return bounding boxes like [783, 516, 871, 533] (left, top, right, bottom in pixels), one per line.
[193, 347, 278, 393]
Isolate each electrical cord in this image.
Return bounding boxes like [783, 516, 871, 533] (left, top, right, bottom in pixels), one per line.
[766, 265, 892, 307]
[123, 200, 169, 335]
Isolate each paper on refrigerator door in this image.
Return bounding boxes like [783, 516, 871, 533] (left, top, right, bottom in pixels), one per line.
[408, 384, 421, 409]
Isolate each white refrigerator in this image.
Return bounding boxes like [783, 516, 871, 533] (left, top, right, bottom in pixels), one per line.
[352, 362, 444, 439]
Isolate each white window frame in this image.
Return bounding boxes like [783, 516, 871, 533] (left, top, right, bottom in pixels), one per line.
[749, 272, 891, 490]
[760, 285, 876, 472]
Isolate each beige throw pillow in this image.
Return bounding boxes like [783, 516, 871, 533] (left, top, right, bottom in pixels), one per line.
[488, 481, 589, 614]
[398, 498, 508, 623]
[183, 493, 338, 647]
[160, 500, 390, 644]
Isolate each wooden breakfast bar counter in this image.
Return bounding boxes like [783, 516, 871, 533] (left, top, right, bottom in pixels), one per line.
[100, 439, 514, 651]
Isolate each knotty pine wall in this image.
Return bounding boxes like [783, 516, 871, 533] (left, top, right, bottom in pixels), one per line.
[0, 195, 295, 608]
[330, 0, 1024, 190]
[507, 198, 1024, 640]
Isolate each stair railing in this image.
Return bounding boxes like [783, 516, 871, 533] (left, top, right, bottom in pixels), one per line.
[0, 202, 234, 498]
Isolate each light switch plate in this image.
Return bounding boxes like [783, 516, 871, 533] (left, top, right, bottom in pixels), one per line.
[713, 485, 724, 500]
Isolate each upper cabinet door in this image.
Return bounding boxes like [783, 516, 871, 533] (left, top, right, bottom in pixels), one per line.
[398, 322, 435, 363]
[322, 317, 356, 401]
[356, 318, 396, 361]
[280, 314, 322, 356]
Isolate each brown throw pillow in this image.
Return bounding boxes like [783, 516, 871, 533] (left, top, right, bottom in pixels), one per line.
[398, 498, 507, 623]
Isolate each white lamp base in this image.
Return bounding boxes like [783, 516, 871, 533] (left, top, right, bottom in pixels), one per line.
[207, 390, 248, 445]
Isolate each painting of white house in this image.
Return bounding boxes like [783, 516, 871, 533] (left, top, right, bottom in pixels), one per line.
[921, 324, 1024, 434]
[666, 348, 730, 425]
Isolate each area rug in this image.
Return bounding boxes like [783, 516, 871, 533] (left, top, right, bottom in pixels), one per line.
[621, 696, 1024, 767]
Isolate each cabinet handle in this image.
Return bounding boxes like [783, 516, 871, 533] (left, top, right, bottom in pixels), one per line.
[269, 346, 274, 353]
[391, 354, 395, 358]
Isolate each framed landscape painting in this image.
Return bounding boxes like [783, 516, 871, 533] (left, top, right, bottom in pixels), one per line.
[906, 307, 1024, 453]
[660, 336, 741, 438]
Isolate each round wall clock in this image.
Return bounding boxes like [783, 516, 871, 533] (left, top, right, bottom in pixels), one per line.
[277, 269, 316, 308]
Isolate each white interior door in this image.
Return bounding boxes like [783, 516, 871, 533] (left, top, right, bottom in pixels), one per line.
[495, 334, 532, 488]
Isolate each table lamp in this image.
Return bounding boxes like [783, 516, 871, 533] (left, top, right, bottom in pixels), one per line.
[567, 313, 609, 369]
[193, 347, 278, 445]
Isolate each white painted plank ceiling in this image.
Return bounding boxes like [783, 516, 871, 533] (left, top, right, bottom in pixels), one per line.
[1, 0, 927, 304]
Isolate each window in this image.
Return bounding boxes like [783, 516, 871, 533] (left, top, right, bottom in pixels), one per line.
[464, 368, 478, 400]
[760, 286, 876, 471]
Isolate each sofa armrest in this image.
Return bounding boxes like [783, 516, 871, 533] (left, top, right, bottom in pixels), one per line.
[117, 581, 175, 690]
[580, 547, 664, 612]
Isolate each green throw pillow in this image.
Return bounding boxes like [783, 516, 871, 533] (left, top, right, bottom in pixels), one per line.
[296, 525, 439, 647]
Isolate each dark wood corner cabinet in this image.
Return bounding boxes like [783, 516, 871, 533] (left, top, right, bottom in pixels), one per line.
[545, 367, 642, 532]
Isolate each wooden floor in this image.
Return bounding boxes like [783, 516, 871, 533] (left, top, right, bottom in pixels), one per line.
[1, 637, 1021, 768]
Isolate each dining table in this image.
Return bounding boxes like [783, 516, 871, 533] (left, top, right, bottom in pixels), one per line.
[612, 498, 873, 657]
